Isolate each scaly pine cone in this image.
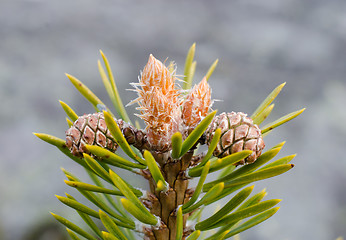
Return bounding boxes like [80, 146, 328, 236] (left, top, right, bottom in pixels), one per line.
[205, 112, 265, 165]
[66, 112, 148, 157]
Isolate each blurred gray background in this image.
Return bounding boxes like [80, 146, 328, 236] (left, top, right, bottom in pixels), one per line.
[1, 0, 346, 239]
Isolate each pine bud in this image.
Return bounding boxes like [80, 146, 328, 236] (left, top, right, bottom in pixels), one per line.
[182, 77, 212, 127]
[130, 54, 182, 151]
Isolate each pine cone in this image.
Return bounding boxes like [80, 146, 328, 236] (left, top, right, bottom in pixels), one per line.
[65, 112, 118, 156]
[65, 112, 149, 157]
[205, 112, 265, 165]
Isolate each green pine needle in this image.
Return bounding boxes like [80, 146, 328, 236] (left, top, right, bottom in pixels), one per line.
[203, 147, 283, 191]
[102, 231, 120, 240]
[197, 199, 281, 230]
[171, 132, 183, 159]
[109, 170, 156, 223]
[83, 153, 113, 184]
[222, 164, 294, 189]
[51, 212, 97, 240]
[183, 43, 196, 89]
[99, 51, 131, 123]
[260, 154, 296, 170]
[103, 111, 146, 165]
[186, 230, 201, 240]
[176, 206, 183, 240]
[66, 73, 108, 113]
[187, 206, 204, 222]
[56, 195, 99, 218]
[59, 100, 79, 122]
[183, 182, 224, 214]
[238, 188, 267, 211]
[63, 173, 135, 228]
[195, 186, 254, 231]
[261, 108, 305, 134]
[253, 103, 274, 125]
[33, 133, 91, 170]
[251, 82, 286, 120]
[189, 128, 221, 173]
[121, 198, 158, 225]
[183, 161, 210, 210]
[85, 145, 146, 170]
[144, 150, 168, 191]
[65, 180, 123, 195]
[99, 210, 127, 240]
[205, 59, 219, 81]
[66, 194, 103, 238]
[180, 110, 217, 157]
[66, 117, 73, 127]
[156, 180, 166, 192]
[189, 150, 252, 177]
[224, 207, 280, 238]
[66, 228, 82, 240]
[271, 141, 286, 149]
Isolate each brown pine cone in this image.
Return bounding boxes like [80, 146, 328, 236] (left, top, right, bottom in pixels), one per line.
[65, 112, 118, 156]
[65, 112, 149, 157]
[205, 112, 265, 165]
[116, 118, 150, 151]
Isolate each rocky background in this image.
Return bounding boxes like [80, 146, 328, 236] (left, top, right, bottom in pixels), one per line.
[1, 0, 346, 239]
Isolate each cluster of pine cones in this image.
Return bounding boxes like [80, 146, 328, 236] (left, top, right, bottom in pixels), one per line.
[65, 111, 264, 165]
